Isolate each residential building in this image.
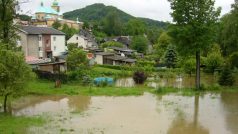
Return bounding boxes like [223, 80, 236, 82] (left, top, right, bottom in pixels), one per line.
[94, 52, 136, 65]
[67, 29, 98, 49]
[106, 47, 136, 57]
[18, 26, 66, 59]
[31, 0, 83, 30]
[94, 52, 114, 65]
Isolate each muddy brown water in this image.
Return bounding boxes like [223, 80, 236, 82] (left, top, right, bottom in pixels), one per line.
[11, 92, 238, 134]
[116, 75, 238, 88]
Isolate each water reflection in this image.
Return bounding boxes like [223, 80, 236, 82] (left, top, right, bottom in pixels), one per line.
[12, 95, 91, 116]
[167, 95, 209, 134]
[115, 77, 135, 87]
[221, 92, 238, 134]
[116, 74, 238, 88]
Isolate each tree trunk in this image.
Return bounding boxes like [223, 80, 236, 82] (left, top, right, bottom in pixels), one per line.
[196, 51, 201, 89]
[3, 94, 8, 113]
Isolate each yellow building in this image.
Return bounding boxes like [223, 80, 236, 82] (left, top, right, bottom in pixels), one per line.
[31, 0, 82, 30]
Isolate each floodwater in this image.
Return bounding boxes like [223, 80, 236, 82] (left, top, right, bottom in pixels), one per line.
[116, 75, 238, 88]
[11, 92, 238, 134]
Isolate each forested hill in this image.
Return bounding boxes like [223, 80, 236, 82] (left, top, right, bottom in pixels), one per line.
[63, 3, 168, 29]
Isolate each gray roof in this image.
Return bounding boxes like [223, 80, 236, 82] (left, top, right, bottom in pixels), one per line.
[20, 26, 65, 35]
[95, 52, 114, 56]
[105, 55, 136, 63]
[107, 47, 135, 52]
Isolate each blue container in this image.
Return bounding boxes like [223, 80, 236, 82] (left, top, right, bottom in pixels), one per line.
[94, 77, 114, 85]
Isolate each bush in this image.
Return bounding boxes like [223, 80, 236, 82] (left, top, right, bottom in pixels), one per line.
[182, 58, 196, 76]
[205, 52, 223, 73]
[100, 41, 124, 49]
[34, 70, 68, 83]
[133, 71, 147, 84]
[82, 75, 93, 86]
[218, 65, 235, 86]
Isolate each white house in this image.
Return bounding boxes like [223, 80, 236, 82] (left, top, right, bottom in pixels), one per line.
[18, 26, 66, 59]
[67, 29, 97, 49]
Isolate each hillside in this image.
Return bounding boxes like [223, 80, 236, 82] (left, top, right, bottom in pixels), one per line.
[63, 3, 168, 29]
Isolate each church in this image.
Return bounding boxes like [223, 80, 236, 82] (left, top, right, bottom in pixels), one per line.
[31, 0, 82, 29]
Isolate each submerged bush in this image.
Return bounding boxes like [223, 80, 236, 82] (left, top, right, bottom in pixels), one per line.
[133, 71, 147, 84]
[218, 65, 235, 86]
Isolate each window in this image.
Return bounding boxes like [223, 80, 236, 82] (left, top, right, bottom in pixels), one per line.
[39, 47, 42, 51]
[54, 46, 56, 51]
[53, 37, 56, 41]
[46, 39, 49, 44]
[38, 36, 42, 41]
[76, 37, 78, 40]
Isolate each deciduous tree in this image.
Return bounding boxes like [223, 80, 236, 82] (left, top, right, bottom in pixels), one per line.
[0, 47, 32, 113]
[131, 35, 149, 54]
[168, 0, 221, 89]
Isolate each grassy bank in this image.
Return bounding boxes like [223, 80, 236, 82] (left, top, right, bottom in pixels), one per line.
[0, 114, 45, 134]
[26, 80, 152, 96]
[26, 79, 238, 97]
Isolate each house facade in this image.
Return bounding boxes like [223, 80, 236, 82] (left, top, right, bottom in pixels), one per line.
[67, 29, 97, 49]
[18, 26, 66, 59]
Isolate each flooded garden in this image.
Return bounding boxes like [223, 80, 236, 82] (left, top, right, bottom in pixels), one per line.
[1, 74, 238, 134]
[11, 92, 238, 134]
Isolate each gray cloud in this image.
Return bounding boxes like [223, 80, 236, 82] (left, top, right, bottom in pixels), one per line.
[20, 0, 234, 22]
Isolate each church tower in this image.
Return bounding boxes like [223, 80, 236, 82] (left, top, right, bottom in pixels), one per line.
[51, 0, 60, 12]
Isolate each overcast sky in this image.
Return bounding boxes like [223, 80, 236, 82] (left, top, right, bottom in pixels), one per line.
[20, 0, 235, 22]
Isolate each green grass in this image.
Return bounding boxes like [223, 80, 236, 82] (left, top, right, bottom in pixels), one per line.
[25, 79, 238, 97]
[0, 114, 45, 134]
[91, 66, 132, 78]
[26, 80, 151, 96]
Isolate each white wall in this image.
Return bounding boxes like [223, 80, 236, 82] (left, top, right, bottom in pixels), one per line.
[67, 34, 90, 49]
[95, 55, 103, 65]
[51, 35, 66, 56]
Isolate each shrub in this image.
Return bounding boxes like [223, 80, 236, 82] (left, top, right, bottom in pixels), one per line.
[34, 70, 68, 83]
[100, 41, 124, 49]
[205, 52, 224, 73]
[182, 58, 196, 76]
[133, 71, 147, 84]
[218, 65, 235, 86]
[82, 75, 93, 86]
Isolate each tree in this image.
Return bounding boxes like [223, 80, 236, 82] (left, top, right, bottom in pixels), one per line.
[229, 52, 238, 69]
[52, 20, 62, 30]
[82, 21, 90, 29]
[103, 12, 122, 36]
[125, 19, 146, 36]
[61, 24, 78, 40]
[100, 41, 124, 49]
[182, 58, 196, 77]
[168, 0, 221, 89]
[218, 1, 238, 56]
[146, 28, 162, 44]
[205, 44, 224, 73]
[164, 45, 177, 68]
[67, 43, 78, 51]
[0, 47, 32, 113]
[154, 31, 172, 58]
[66, 49, 89, 71]
[0, 0, 18, 49]
[131, 35, 149, 54]
[218, 64, 235, 86]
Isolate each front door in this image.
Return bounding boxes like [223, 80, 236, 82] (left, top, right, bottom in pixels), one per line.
[46, 51, 52, 58]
